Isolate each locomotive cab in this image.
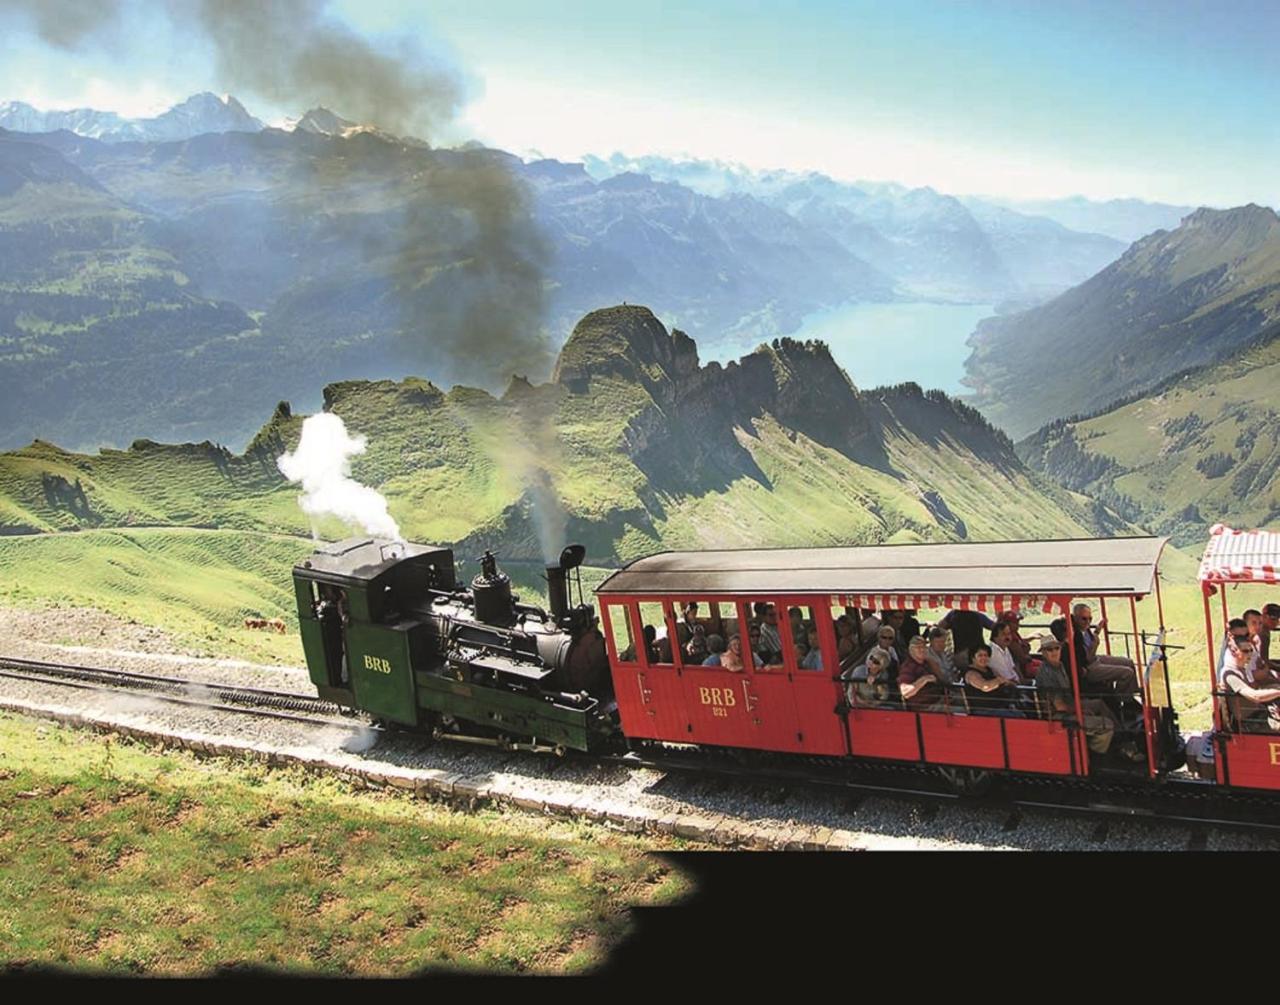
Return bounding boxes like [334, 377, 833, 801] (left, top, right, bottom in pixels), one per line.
[293, 537, 456, 725]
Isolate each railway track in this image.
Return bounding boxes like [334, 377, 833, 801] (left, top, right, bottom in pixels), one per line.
[3, 652, 1277, 845]
[0, 655, 364, 729]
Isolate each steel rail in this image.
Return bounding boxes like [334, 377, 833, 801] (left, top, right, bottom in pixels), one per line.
[0, 655, 365, 729]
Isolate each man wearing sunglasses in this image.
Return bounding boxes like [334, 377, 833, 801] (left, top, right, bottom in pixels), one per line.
[1067, 603, 1139, 695]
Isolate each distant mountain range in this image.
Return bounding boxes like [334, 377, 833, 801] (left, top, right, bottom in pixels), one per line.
[981, 195, 1196, 244]
[0, 92, 264, 143]
[0, 305, 1119, 561]
[584, 153, 1128, 304]
[0, 121, 894, 451]
[964, 203, 1280, 438]
[0, 92, 1255, 456]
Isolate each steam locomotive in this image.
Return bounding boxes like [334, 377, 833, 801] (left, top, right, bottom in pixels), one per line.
[294, 538, 617, 755]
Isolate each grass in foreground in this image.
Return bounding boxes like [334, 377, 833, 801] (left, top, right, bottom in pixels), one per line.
[0, 712, 693, 975]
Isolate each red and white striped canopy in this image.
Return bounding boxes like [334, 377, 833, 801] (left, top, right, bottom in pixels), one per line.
[832, 593, 1071, 615]
[1199, 524, 1280, 585]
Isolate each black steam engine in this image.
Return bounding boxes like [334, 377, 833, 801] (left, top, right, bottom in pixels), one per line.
[292, 538, 616, 753]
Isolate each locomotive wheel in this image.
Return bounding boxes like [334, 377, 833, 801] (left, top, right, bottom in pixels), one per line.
[936, 766, 995, 796]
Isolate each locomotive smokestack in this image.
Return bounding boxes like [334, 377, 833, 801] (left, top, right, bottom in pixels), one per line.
[545, 564, 569, 626]
[548, 543, 586, 630]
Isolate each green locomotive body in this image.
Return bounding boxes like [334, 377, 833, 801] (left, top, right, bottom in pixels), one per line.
[291, 537, 616, 752]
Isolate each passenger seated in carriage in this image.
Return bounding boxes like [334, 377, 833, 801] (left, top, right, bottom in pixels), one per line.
[684, 623, 708, 664]
[921, 625, 957, 684]
[702, 633, 726, 666]
[897, 635, 945, 711]
[1033, 636, 1124, 757]
[756, 604, 784, 665]
[834, 615, 860, 668]
[800, 627, 824, 670]
[1220, 634, 1280, 733]
[963, 644, 1023, 716]
[721, 634, 747, 673]
[1064, 603, 1139, 695]
[1261, 604, 1280, 667]
[873, 625, 901, 667]
[989, 621, 1028, 686]
[847, 648, 894, 707]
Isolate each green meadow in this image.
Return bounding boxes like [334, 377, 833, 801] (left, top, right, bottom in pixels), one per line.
[0, 712, 692, 975]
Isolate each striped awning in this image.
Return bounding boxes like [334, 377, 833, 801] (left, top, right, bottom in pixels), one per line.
[832, 594, 1071, 615]
[1198, 524, 1280, 585]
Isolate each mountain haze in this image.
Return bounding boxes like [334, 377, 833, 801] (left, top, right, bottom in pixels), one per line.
[965, 204, 1280, 438]
[0, 123, 888, 451]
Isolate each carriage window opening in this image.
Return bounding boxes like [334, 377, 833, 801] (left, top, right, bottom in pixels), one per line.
[746, 599, 784, 670]
[789, 604, 822, 671]
[606, 604, 637, 663]
[678, 599, 728, 666]
[638, 601, 674, 665]
[831, 605, 865, 673]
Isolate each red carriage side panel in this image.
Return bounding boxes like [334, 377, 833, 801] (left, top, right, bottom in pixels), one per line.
[1003, 718, 1075, 775]
[919, 713, 1004, 769]
[784, 598, 847, 756]
[679, 666, 760, 747]
[1220, 734, 1280, 792]
[847, 708, 921, 761]
[602, 598, 687, 741]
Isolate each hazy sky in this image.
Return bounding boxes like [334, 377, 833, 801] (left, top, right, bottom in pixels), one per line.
[3, 0, 1276, 206]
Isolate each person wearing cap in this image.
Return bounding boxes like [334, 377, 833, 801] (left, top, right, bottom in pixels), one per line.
[989, 621, 1027, 685]
[1033, 636, 1129, 757]
[897, 635, 945, 712]
[921, 625, 957, 685]
[996, 610, 1033, 673]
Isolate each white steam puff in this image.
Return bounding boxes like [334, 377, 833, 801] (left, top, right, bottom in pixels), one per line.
[277, 413, 402, 541]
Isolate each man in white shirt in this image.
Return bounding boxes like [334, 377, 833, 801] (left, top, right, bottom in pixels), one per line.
[989, 622, 1026, 684]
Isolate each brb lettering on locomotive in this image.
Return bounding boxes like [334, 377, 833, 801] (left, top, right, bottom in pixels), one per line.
[363, 654, 392, 675]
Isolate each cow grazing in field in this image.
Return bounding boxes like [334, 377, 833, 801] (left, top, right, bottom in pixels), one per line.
[267, 618, 286, 634]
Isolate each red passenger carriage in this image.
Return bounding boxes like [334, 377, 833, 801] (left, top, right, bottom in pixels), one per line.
[597, 537, 1179, 780]
[1198, 524, 1280, 792]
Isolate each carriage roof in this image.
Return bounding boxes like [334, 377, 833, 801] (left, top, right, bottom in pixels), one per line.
[596, 536, 1168, 605]
[1198, 524, 1280, 586]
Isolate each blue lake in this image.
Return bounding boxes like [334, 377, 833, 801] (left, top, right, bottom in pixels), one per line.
[704, 301, 995, 396]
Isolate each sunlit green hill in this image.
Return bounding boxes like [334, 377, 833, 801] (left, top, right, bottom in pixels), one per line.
[1019, 317, 1280, 546]
[0, 305, 1115, 563]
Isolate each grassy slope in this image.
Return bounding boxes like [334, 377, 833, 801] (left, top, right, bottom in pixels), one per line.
[0, 711, 691, 974]
[0, 528, 314, 663]
[1019, 323, 1280, 545]
[967, 206, 1280, 437]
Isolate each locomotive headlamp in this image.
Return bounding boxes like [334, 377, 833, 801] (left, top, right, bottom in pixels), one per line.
[559, 544, 586, 570]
